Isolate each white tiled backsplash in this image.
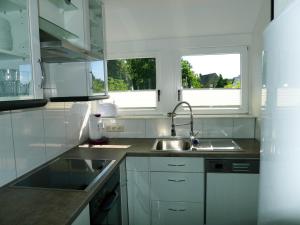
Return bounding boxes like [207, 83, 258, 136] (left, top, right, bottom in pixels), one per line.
[102, 117, 256, 139]
[0, 102, 89, 187]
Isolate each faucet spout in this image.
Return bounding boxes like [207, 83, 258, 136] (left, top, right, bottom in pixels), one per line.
[170, 101, 194, 137]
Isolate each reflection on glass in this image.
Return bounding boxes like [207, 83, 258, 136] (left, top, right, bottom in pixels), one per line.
[0, 1, 33, 100]
[181, 54, 241, 107]
[89, 0, 104, 55]
[90, 61, 105, 94]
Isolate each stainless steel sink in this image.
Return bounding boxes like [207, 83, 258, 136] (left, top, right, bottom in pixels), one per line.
[153, 138, 192, 151]
[192, 139, 242, 152]
[152, 138, 242, 152]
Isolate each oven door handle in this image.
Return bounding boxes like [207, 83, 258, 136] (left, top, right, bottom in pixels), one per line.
[99, 188, 120, 211]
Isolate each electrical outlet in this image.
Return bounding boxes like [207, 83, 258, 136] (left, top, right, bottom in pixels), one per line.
[105, 124, 125, 132]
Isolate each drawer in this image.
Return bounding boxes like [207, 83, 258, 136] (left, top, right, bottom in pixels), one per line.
[150, 157, 204, 172]
[150, 172, 204, 202]
[151, 200, 204, 225]
[126, 157, 149, 171]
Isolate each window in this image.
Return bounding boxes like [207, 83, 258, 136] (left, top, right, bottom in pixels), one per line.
[105, 57, 157, 108]
[180, 47, 248, 113]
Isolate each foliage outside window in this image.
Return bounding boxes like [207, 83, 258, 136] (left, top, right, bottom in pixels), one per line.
[105, 58, 157, 108]
[181, 54, 242, 108]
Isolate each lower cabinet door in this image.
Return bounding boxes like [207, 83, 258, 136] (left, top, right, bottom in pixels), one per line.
[127, 171, 150, 225]
[151, 201, 204, 225]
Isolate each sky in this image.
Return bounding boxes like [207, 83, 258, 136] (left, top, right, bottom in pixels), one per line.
[91, 61, 105, 80]
[182, 53, 240, 79]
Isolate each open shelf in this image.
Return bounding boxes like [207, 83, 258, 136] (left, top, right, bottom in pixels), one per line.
[39, 17, 79, 41]
[0, 48, 27, 60]
[47, 0, 78, 11]
[0, 0, 26, 12]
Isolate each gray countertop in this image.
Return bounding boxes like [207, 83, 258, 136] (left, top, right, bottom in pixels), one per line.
[0, 138, 260, 225]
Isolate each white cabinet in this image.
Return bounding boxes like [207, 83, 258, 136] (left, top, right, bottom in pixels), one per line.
[150, 157, 205, 225]
[151, 201, 204, 225]
[0, 0, 43, 101]
[39, 0, 108, 99]
[150, 172, 204, 202]
[126, 157, 150, 225]
[72, 205, 90, 225]
[206, 173, 259, 225]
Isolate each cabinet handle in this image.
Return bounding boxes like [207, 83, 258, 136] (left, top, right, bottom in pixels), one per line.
[168, 208, 186, 212]
[167, 164, 186, 167]
[168, 179, 186, 182]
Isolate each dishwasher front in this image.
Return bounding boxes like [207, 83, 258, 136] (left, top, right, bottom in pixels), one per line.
[205, 159, 259, 225]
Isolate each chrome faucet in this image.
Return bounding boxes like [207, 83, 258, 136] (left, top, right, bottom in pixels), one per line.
[170, 101, 194, 137]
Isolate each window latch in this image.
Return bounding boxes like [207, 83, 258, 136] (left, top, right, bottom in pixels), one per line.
[177, 89, 181, 101]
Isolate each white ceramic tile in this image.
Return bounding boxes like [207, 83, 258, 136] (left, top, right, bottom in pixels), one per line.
[145, 119, 171, 138]
[233, 118, 255, 138]
[11, 110, 46, 177]
[0, 113, 16, 186]
[64, 102, 83, 149]
[44, 103, 66, 160]
[78, 102, 90, 143]
[202, 118, 233, 138]
[193, 118, 204, 138]
[102, 119, 146, 138]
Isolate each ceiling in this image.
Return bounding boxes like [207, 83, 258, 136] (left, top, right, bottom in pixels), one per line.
[104, 0, 265, 42]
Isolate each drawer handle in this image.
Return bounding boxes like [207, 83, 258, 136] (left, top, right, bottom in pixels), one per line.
[168, 208, 186, 212]
[167, 164, 186, 167]
[168, 179, 186, 182]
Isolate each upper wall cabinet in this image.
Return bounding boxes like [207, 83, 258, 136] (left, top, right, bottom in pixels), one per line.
[38, 0, 108, 100]
[0, 0, 45, 105]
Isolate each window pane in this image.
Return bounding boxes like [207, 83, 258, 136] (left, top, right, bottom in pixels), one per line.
[181, 54, 241, 107]
[106, 58, 156, 108]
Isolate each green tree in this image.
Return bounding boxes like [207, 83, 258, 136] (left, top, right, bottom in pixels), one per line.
[108, 77, 129, 91]
[126, 58, 156, 90]
[181, 59, 201, 88]
[91, 74, 105, 93]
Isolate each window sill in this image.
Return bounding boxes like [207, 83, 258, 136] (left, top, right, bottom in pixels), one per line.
[102, 114, 256, 119]
[0, 99, 48, 112]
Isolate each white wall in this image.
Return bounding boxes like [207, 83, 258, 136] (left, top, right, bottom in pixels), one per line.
[102, 0, 271, 139]
[105, 0, 263, 42]
[0, 102, 90, 187]
[274, 0, 296, 17]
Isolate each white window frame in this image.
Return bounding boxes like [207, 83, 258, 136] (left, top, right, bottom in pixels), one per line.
[175, 46, 249, 115]
[106, 51, 163, 116]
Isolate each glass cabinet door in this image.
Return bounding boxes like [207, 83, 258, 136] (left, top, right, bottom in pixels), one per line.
[0, 0, 35, 100]
[89, 0, 107, 96]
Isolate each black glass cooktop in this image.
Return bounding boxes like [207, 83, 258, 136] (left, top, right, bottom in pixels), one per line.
[14, 158, 115, 191]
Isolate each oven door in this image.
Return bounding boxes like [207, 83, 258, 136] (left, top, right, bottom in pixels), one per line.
[91, 184, 121, 225]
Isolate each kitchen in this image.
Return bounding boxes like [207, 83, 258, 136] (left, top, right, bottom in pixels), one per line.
[0, 0, 298, 225]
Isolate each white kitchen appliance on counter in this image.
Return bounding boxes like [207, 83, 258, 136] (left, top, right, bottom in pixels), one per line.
[258, 1, 300, 224]
[98, 103, 118, 118]
[88, 114, 103, 140]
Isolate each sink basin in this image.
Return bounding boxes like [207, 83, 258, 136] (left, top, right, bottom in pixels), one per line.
[153, 138, 192, 151]
[192, 139, 242, 152]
